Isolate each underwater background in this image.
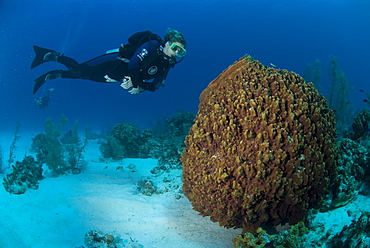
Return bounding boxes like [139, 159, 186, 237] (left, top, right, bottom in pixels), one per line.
[1, 0, 370, 247]
[1, 0, 369, 133]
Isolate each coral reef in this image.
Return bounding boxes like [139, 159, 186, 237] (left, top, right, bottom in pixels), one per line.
[151, 111, 195, 169]
[137, 179, 162, 196]
[342, 109, 370, 181]
[150, 164, 171, 175]
[232, 227, 270, 248]
[99, 122, 148, 159]
[323, 109, 370, 209]
[346, 108, 370, 141]
[232, 221, 309, 248]
[100, 135, 125, 160]
[82, 230, 144, 248]
[31, 116, 87, 176]
[150, 134, 185, 169]
[162, 110, 195, 137]
[181, 55, 337, 233]
[83, 230, 119, 248]
[232, 211, 370, 247]
[62, 121, 88, 174]
[2, 155, 43, 194]
[321, 138, 368, 210]
[328, 212, 370, 247]
[99, 111, 194, 169]
[31, 117, 67, 175]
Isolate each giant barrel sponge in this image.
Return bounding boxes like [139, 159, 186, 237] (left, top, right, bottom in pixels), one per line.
[181, 55, 337, 233]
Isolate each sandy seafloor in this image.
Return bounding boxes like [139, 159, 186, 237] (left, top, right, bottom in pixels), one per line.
[0, 133, 242, 248]
[0, 132, 370, 248]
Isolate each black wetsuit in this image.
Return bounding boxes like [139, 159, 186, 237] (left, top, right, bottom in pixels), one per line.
[40, 40, 173, 92]
[55, 52, 126, 83]
[126, 40, 174, 91]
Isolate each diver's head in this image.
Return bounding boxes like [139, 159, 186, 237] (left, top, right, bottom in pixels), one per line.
[163, 28, 186, 58]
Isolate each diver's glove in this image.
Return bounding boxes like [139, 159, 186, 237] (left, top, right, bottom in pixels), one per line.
[128, 87, 143, 94]
[104, 75, 118, 83]
[120, 76, 133, 89]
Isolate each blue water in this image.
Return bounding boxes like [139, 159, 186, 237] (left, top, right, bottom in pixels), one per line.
[1, 0, 369, 133]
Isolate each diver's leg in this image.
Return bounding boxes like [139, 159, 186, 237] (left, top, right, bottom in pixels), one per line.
[55, 56, 80, 70]
[33, 68, 86, 94]
[64, 60, 126, 83]
[30, 45, 64, 69]
[33, 70, 64, 94]
[33, 55, 128, 94]
[31, 45, 81, 70]
[87, 59, 128, 82]
[55, 53, 127, 82]
[33, 63, 110, 94]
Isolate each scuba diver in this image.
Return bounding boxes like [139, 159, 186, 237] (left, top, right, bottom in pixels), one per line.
[34, 88, 54, 109]
[31, 28, 187, 95]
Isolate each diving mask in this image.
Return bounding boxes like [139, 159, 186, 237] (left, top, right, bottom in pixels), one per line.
[169, 42, 186, 57]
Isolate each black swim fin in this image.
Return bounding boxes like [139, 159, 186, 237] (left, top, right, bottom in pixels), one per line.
[33, 70, 62, 94]
[30, 45, 57, 69]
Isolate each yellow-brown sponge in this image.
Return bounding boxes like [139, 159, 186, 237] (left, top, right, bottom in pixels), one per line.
[181, 55, 337, 233]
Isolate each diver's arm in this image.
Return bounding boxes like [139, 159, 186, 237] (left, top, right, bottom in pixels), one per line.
[138, 81, 161, 92]
[119, 76, 145, 94]
[126, 73, 166, 92]
[128, 68, 141, 88]
[141, 74, 167, 92]
[128, 40, 160, 88]
[125, 64, 170, 93]
[120, 77, 159, 93]
[141, 65, 170, 92]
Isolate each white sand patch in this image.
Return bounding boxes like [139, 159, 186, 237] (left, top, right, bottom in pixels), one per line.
[0, 138, 241, 248]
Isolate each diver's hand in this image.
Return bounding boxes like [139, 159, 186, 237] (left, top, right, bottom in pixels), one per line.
[120, 76, 133, 89]
[129, 87, 142, 94]
[104, 75, 118, 83]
